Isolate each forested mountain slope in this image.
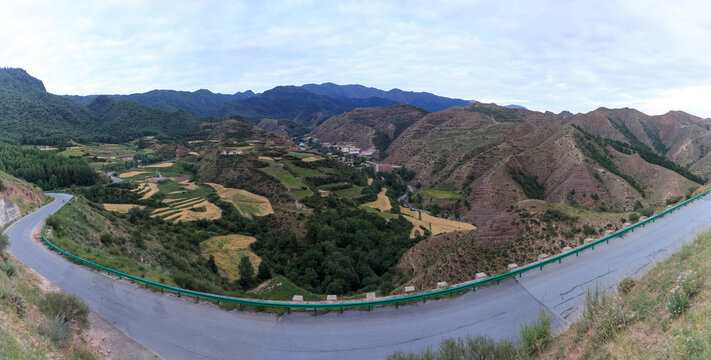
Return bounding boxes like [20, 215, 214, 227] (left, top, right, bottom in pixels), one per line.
[0, 68, 209, 145]
[66, 89, 255, 117]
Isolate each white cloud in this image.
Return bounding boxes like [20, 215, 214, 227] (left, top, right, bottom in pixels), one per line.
[0, 0, 710, 117]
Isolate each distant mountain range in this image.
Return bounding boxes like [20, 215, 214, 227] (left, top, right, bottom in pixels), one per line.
[65, 81, 475, 120]
[65, 89, 255, 117]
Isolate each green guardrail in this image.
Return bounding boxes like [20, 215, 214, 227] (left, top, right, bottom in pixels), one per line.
[42, 188, 711, 310]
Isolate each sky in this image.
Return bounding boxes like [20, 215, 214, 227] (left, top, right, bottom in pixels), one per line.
[2, 0, 711, 117]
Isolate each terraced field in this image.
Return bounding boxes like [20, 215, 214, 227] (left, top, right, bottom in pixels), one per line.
[131, 182, 159, 200]
[200, 234, 261, 281]
[362, 188, 391, 212]
[207, 183, 274, 218]
[103, 203, 145, 213]
[400, 207, 476, 238]
[151, 197, 222, 223]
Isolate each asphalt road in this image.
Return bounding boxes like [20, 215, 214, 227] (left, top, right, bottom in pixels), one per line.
[6, 193, 711, 360]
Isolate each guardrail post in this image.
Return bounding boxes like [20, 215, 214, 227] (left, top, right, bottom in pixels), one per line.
[422, 298, 426, 303]
[131, 279, 134, 284]
[539, 265, 543, 270]
[472, 286, 476, 292]
[395, 302, 399, 309]
[592, 245, 595, 250]
[339, 307, 343, 313]
[497, 279, 500, 284]
[558, 259, 561, 264]
[368, 305, 372, 311]
[287, 308, 291, 313]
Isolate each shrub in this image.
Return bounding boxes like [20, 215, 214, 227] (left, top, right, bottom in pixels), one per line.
[6, 293, 26, 318]
[628, 213, 640, 223]
[41, 291, 89, 328]
[0, 261, 16, 277]
[0, 282, 25, 318]
[580, 287, 635, 342]
[519, 311, 552, 357]
[39, 314, 73, 347]
[666, 195, 683, 205]
[387, 335, 518, 360]
[618, 277, 636, 295]
[667, 288, 690, 315]
[582, 224, 596, 235]
[639, 207, 655, 217]
[678, 271, 702, 297]
[0, 233, 8, 253]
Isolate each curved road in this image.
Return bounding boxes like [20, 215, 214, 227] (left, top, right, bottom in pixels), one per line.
[6, 193, 711, 359]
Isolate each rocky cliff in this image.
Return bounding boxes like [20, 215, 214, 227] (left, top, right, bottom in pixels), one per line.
[0, 199, 21, 227]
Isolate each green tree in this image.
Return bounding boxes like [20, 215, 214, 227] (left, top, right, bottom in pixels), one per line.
[257, 261, 271, 281]
[207, 255, 218, 274]
[238, 256, 254, 288]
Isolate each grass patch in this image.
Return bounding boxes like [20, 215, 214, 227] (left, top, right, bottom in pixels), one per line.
[335, 185, 363, 199]
[290, 189, 313, 201]
[261, 165, 306, 189]
[421, 189, 462, 200]
[251, 275, 323, 301]
[541, 228, 711, 359]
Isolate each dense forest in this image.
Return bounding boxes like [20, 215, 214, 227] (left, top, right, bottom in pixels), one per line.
[254, 201, 415, 294]
[0, 142, 98, 189]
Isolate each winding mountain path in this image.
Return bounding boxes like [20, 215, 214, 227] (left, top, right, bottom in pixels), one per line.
[6, 193, 711, 359]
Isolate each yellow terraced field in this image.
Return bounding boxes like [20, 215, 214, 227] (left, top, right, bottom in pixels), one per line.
[103, 204, 145, 213]
[301, 156, 322, 162]
[157, 199, 222, 223]
[131, 184, 148, 193]
[207, 183, 274, 218]
[258, 156, 274, 161]
[367, 178, 373, 185]
[145, 162, 174, 168]
[400, 208, 476, 239]
[200, 234, 261, 281]
[139, 183, 160, 200]
[120, 171, 148, 178]
[180, 180, 199, 190]
[362, 188, 391, 212]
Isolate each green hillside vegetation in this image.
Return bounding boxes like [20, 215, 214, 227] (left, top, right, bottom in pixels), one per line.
[0, 238, 97, 359]
[0, 142, 98, 189]
[0, 68, 211, 145]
